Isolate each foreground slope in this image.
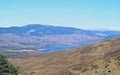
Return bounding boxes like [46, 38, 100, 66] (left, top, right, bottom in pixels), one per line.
[9, 38, 120, 75]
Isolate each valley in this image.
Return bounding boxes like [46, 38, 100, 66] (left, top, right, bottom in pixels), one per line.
[9, 38, 120, 75]
[0, 24, 119, 75]
[0, 24, 120, 56]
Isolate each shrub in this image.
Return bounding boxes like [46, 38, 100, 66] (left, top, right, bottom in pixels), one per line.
[0, 53, 19, 75]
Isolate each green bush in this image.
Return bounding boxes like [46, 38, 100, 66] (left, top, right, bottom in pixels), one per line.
[0, 53, 19, 75]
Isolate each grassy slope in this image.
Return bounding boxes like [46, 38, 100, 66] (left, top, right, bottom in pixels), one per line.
[9, 38, 120, 75]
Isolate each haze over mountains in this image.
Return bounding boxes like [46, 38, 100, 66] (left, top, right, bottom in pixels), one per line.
[0, 24, 120, 56]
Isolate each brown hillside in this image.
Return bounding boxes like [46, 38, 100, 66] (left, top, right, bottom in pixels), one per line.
[9, 38, 120, 75]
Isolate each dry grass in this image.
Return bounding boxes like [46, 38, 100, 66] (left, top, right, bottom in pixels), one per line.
[9, 38, 120, 75]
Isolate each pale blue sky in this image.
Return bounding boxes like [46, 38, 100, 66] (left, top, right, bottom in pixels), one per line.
[0, 0, 120, 30]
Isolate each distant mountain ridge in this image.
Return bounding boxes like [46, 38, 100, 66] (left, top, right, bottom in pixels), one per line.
[0, 24, 84, 36]
[0, 24, 120, 36]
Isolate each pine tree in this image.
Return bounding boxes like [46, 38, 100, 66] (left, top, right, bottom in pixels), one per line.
[0, 53, 19, 75]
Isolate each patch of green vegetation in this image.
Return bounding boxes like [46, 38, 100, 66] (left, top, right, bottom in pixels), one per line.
[0, 53, 19, 75]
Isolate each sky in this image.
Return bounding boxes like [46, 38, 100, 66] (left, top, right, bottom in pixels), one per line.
[0, 0, 120, 30]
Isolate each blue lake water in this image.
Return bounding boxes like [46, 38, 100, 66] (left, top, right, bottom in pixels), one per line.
[41, 45, 77, 52]
[40, 41, 98, 52]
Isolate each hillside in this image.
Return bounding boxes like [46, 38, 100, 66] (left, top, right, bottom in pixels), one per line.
[9, 38, 120, 75]
[0, 24, 120, 56]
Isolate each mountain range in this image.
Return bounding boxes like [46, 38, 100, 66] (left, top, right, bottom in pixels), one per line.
[0, 24, 120, 55]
